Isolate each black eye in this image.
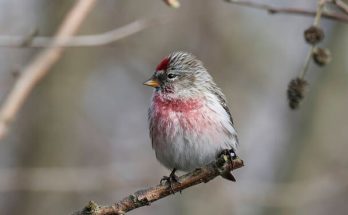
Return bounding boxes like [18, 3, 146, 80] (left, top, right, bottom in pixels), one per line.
[167, 73, 177, 79]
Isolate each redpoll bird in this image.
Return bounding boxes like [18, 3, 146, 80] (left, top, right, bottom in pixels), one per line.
[144, 52, 239, 184]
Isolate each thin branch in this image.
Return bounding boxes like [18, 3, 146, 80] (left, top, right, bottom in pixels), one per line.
[0, 0, 98, 140]
[0, 18, 165, 48]
[163, 0, 181, 8]
[300, 46, 315, 79]
[225, 0, 348, 23]
[300, 0, 327, 79]
[332, 0, 348, 14]
[72, 156, 244, 215]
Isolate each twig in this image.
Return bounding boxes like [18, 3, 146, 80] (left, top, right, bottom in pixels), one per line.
[19, 28, 39, 47]
[0, 18, 165, 48]
[300, 0, 326, 79]
[332, 0, 348, 15]
[0, 0, 98, 140]
[287, 0, 329, 109]
[224, 0, 348, 23]
[163, 0, 181, 8]
[72, 156, 244, 215]
[300, 46, 315, 79]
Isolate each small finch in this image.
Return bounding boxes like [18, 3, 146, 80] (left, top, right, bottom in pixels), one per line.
[144, 52, 239, 185]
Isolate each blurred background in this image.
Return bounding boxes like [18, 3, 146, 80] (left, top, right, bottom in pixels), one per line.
[0, 0, 347, 214]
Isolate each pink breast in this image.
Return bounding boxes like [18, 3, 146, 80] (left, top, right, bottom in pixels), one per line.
[151, 94, 216, 134]
[153, 94, 202, 113]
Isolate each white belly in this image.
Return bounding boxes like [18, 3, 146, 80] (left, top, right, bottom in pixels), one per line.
[150, 108, 237, 171]
[154, 130, 224, 171]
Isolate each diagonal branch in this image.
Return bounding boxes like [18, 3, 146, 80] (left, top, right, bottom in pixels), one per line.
[72, 156, 244, 215]
[332, 0, 348, 15]
[225, 0, 348, 23]
[0, 0, 95, 141]
[0, 0, 99, 140]
[0, 18, 165, 48]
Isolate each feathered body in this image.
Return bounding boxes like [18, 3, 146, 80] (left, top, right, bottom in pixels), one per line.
[146, 52, 238, 172]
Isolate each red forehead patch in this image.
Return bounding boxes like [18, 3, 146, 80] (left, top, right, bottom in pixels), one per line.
[156, 57, 170, 71]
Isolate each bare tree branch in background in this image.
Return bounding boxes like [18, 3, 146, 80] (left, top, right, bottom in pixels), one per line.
[224, 0, 347, 109]
[0, 0, 166, 141]
[0, 18, 165, 48]
[333, 0, 348, 14]
[72, 156, 244, 215]
[225, 0, 348, 23]
[0, 0, 98, 140]
[163, 0, 181, 8]
[286, 0, 338, 109]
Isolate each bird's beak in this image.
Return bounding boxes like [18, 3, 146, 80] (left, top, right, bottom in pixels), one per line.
[143, 78, 160, 88]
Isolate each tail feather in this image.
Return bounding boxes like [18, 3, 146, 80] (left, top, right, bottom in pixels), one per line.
[221, 172, 236, 182]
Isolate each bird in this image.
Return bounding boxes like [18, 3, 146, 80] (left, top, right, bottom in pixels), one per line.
[144, 51, 239, 186]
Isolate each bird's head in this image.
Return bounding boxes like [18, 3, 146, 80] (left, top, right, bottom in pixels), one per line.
[144, 52, 212, 99]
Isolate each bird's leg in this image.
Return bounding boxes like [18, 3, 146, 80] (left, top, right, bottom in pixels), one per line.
[160, 168, 180, 193]
[160, 168, 179, 184]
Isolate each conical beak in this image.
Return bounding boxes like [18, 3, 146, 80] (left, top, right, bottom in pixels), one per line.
[143, 78, 160, 88]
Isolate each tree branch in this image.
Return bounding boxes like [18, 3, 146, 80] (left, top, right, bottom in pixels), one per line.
[0, 0, 98, 140]
[72, 156, 244, 215]
[332, 0, 348, 15]
[225, 0, 348, 23]
[0, 18, 165, 48]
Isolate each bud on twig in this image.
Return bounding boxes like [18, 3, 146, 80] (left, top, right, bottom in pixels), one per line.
[304, 26, 324, 45]
[287, 78, 308, 110]
[313, 47, 332, 66]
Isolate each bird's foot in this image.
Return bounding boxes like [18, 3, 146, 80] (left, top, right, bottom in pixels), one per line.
[160, 169, 180, 194]
[218, 148, 237, 160]
[218, 149, 237, 182]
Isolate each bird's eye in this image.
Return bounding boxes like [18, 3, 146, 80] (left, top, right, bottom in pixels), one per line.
[167, 73, 177, 79]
